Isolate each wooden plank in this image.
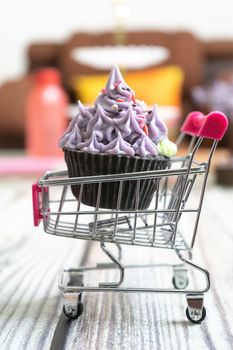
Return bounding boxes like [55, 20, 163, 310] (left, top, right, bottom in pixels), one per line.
[0, 178, 233, 349]
[62, 187, 233, 350]
[0, 178, 87, 349]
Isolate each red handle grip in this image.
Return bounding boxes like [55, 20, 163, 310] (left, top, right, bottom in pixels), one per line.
[181, 111, 206, 136]
[181, 110, 228, 140]
[199, 111, 228, 140]
[32, 183, 43, 226]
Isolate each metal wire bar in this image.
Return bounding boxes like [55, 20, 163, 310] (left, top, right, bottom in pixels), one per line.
[113, 180, 123, 241]
[54, 185, 68, 231]
[98, 242, 124, 288]
[72, 183, 84, 236]
[92, 182, 102, 238]
[152, 178, 160, 245]
[43, 208, 200, 216]
[132, 180, 140, 243]
[38, 166, 206, 187]
[188, 136, 197, 154]
[190, 140, 218, 248]
[171, 138, 203, 247]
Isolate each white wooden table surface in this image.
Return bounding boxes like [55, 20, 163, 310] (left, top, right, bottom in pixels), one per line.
[0, 176, 233, 350]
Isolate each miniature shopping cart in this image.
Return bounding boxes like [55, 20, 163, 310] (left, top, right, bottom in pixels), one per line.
[32, 111, 228, 324]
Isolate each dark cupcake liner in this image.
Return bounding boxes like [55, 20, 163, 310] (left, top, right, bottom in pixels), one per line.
[64, 148, 169, 210]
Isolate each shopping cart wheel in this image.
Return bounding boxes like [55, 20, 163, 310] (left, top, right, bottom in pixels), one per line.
[186, 306, 206, 324]
[63, 301, 84, 320]
[186, 294, 206, 324]
[172, 276, 189, 289]
[172, 267, 189, 289]
[63, 286, 84, 320]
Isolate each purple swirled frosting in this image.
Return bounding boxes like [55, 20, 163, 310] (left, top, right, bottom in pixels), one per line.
[59, 65, 168, 157]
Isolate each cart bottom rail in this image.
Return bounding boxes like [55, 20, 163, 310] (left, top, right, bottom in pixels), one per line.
[59, 246, 210, 324]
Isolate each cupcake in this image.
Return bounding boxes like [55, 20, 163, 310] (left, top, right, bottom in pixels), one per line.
[59, 65, 177, 210]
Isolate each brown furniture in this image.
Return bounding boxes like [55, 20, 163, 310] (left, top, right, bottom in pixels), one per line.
[0, 76, 33, 147]
[56, 31, 203, 94]
[1, 30, 233, 148]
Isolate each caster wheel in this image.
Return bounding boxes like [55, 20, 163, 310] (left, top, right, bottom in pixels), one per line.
[172, 276, 189, 289]
[63, 301, 84, 320]
[186, 306, 206, 324]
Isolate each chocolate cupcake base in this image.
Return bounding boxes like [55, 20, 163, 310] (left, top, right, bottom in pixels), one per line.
[64, 148, 169, 210]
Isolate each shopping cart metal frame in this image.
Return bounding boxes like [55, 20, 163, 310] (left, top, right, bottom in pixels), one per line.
[32, 111, 228, 323]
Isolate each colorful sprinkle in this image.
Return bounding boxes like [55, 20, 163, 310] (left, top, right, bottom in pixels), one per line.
[112, 104, 118, 111]
[143, 124, 149, 135]
[116, 98, 124, 102]
[132, 93, 136, 104]
[137, 115, 146, 128]
[101, 88, 106, 93]
[114, 80, 121, 88]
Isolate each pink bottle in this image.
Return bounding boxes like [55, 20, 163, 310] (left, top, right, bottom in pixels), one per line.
[25, 68, 68, 157]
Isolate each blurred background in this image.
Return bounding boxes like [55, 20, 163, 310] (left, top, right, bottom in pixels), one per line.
[1, 2, 233, 343]
[0, 0, 233, 182]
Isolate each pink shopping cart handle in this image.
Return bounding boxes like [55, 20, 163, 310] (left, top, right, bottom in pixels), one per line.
[199, 111, 228, 140]
[181, 110, 228, 140]
[181, 111, 205, 136]
[32, 183, 43, 226]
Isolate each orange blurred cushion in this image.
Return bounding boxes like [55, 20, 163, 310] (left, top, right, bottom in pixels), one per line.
[71, 66, 184, 107]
